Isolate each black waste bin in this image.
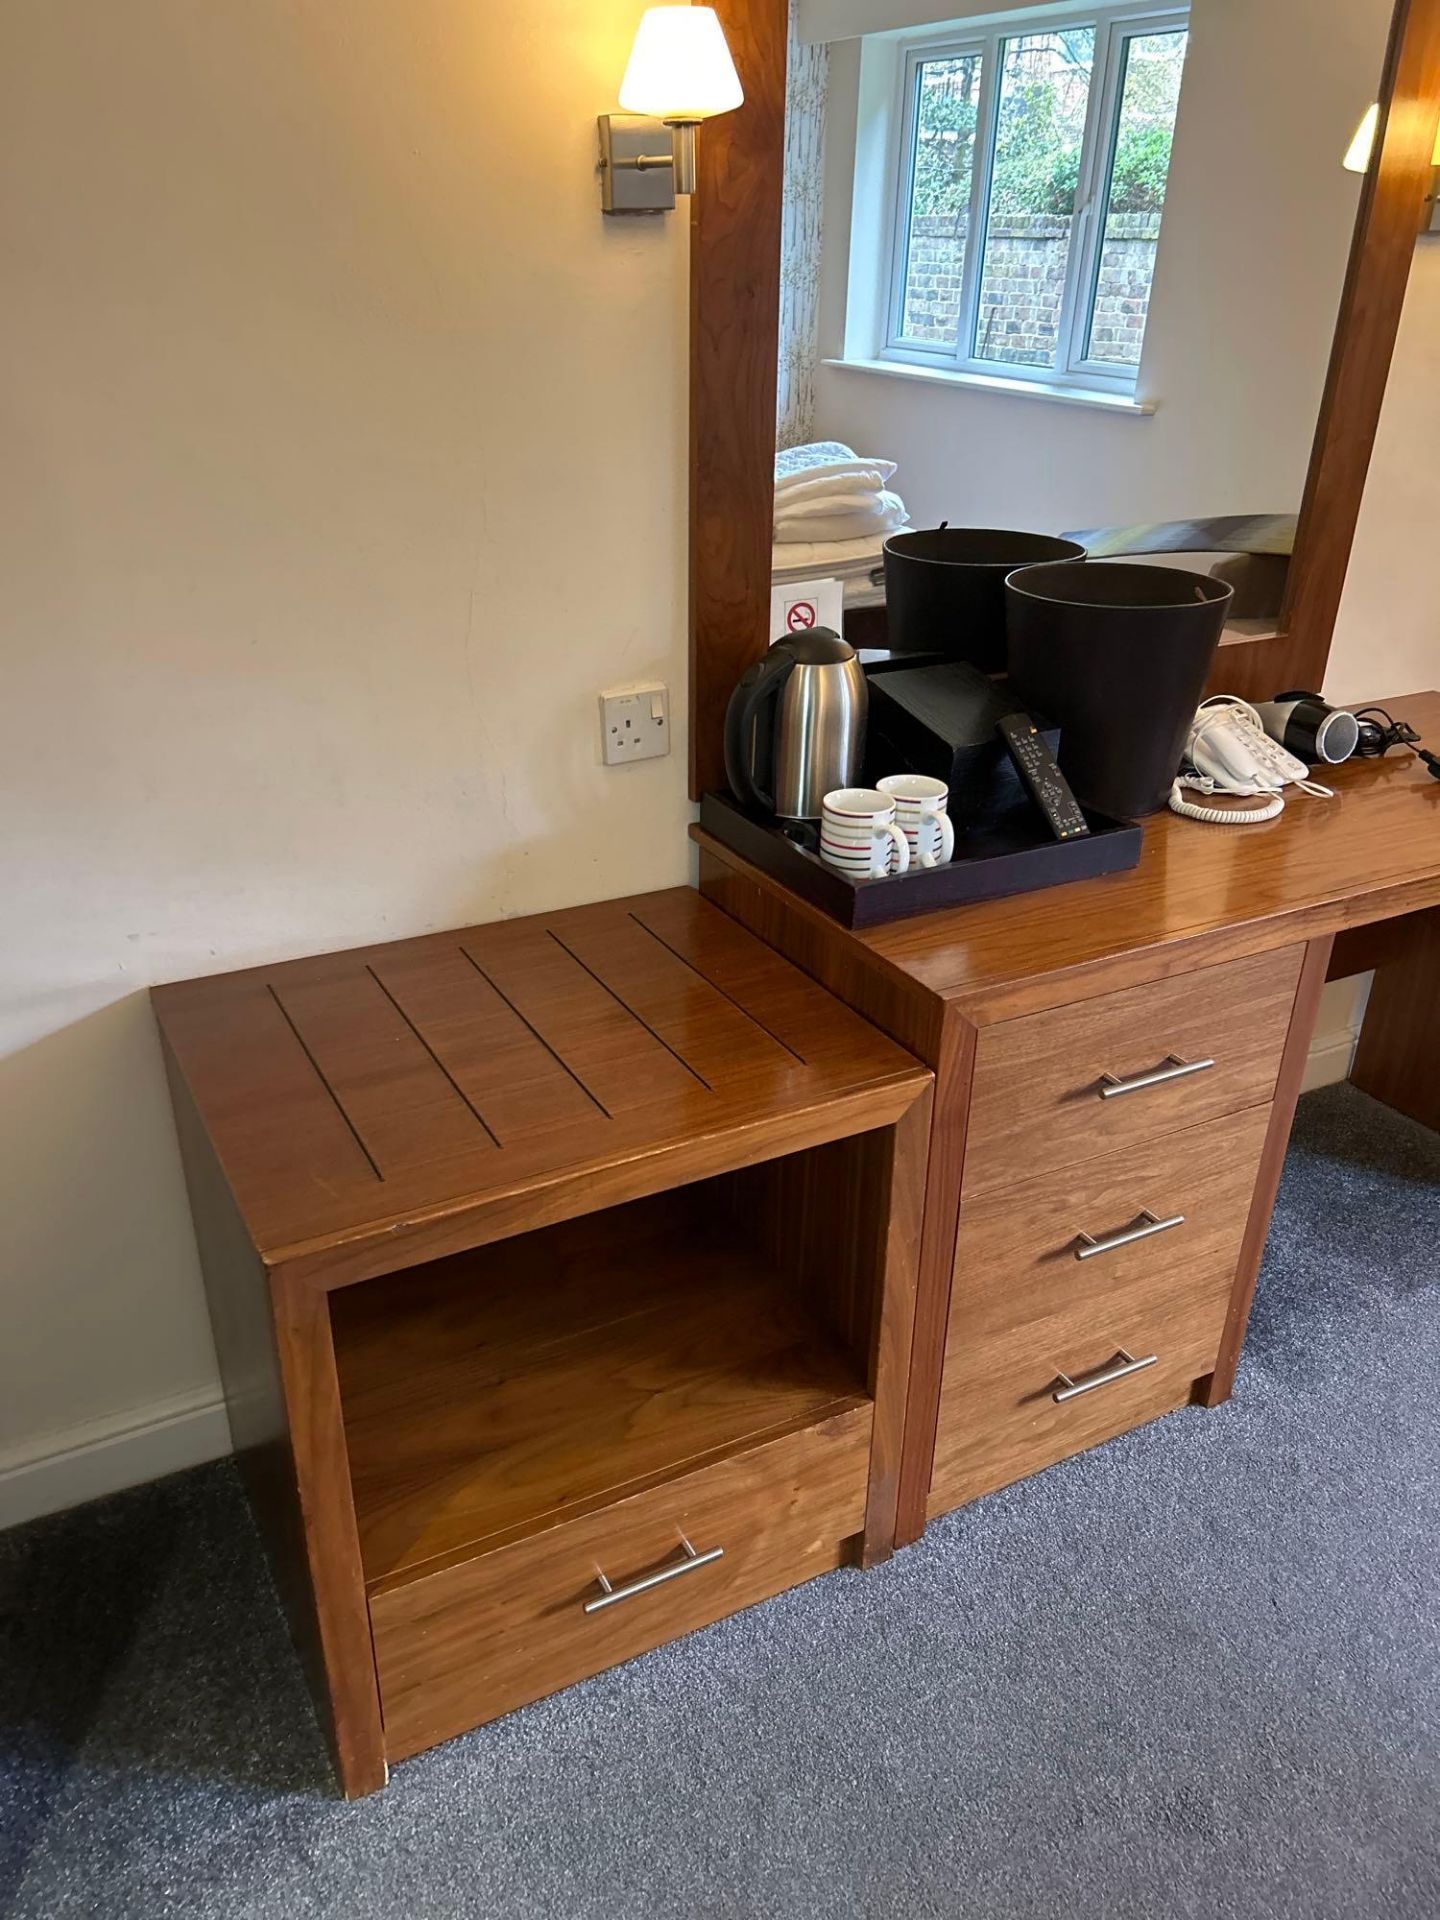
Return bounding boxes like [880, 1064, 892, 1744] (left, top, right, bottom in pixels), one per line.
[1005, 561, 1234, 818]
[884, 526, 1087, 671]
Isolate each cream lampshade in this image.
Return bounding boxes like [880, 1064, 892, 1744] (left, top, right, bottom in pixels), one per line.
[618, 7, 743, 193]
[1343, 100, 1440, 172]
[620, 7, 744, 122]
[1342, 104, 1381, 173]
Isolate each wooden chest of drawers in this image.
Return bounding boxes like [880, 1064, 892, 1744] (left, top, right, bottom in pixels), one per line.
[923, 949, 1301, 1515]
[693, 776, 1437, 1546]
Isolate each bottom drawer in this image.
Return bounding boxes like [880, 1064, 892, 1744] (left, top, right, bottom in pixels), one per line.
[370, 1405, 872, 1761]
[929, 1268, 1231, 1518]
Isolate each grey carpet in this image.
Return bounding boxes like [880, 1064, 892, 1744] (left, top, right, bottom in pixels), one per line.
[2, 1083, 1437, 1920]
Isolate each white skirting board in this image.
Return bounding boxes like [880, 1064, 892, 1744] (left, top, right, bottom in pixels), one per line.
[0, 1385, 232, 1531]
[0, 974, 1378, 1532]
[1300, 972, 1372, 1095]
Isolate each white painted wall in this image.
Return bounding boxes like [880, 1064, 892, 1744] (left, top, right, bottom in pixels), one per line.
[1326, 241, 1440, 706]
[0, 1, 691, 1523]
[812, 0, 1394, 536]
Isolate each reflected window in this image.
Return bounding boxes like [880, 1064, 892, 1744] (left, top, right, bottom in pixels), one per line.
[886, 8, 1189, 394]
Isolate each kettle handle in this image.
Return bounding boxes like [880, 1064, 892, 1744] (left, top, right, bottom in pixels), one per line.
[724, 645, 796, 814]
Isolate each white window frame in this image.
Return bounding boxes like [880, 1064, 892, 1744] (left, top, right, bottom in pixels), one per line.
[881, 3, 1188, 396]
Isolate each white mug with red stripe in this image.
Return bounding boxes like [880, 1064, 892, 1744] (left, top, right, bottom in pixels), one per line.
[820, 788, 911, 878]
[877, 773, 955, 869]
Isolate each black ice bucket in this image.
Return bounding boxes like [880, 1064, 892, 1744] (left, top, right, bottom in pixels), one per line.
[1005, 560, 1234, 818]
[884, 525, 1087, 671]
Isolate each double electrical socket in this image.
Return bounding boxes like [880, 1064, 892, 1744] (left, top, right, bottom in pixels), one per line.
[600, 683, 670, 766]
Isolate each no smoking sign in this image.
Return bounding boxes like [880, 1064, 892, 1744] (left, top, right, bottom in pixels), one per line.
[769, 576, 844, 646]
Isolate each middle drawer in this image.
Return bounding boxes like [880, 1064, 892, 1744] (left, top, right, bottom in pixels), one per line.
[949, 1105, 1271, 1344]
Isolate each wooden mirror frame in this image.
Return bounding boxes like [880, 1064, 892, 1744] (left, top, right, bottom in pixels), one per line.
[689, 0, 1440, 798]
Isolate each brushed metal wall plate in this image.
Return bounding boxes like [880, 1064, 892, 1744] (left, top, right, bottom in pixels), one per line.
[598, 114, 676, 215]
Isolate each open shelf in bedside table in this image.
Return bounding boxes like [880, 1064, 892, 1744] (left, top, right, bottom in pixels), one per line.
[331, 1175, 872, 1595]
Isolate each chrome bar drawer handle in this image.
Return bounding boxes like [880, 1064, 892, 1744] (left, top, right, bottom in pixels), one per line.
[583, 1535, 724, 1615]
[1073, 1208, 1185, 1261]
[1097, 1054, 1216, 1098]
[1052, 1347, 1158, 1403]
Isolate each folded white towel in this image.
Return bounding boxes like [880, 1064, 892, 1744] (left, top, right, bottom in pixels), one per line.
[771, 531, 900, 578]
[775, 439, 856, 479]
[774, 457, 898, 501]
[775, 478, 894, 520]
[774, 490, 910, 545]
[771, 474, 887, 518]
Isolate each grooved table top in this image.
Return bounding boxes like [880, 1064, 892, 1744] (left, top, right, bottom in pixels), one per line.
[152, 889, 927, 1269]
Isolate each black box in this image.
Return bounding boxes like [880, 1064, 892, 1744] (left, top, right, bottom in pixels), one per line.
[864, 662, 1061, 832]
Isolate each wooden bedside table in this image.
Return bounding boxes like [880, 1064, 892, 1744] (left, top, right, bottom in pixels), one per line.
[153, 889, 932, 1796]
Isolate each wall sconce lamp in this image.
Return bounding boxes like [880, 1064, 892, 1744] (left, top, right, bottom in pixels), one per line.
[1343, 101, 1440, 231]
[598, 7, 743, 215]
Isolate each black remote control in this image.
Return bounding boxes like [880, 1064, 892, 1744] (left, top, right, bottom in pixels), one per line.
[995, 713, 1090, 841]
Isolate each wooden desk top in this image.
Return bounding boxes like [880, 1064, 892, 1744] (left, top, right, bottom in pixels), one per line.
[694, 691, 1440, 1020]
[153, 889, 928, 1274]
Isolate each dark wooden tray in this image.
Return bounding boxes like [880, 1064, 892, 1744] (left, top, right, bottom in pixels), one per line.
[699, 790, 1143, 928]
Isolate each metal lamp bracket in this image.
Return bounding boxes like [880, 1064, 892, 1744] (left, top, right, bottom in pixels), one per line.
[598, 113, 678, 214]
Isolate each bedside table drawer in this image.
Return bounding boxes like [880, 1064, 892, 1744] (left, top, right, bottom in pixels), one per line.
[962, 946, 1303, 1195]
[949, 1106, 1270, 1343]
[930, 1263, 1231, 1515]
[369, 1406, 871, 1762]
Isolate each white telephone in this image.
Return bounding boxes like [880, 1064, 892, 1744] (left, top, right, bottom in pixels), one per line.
[1169, 695, 1335, 825]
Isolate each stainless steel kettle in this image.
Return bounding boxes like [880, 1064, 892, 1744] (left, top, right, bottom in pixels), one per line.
[723, 628, 866, 820]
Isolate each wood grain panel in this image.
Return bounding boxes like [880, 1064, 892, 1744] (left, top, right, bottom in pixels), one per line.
[929, 1252, 1232, 1516]
[949, 1107, 1270, 1345]
[962, 948, 1302, 1195]
[859, 1087, 930, 1562]
[272, 971, 495, 1174]
[1348, 904, 1440, 1129]
[736, 1099, 933, 1562]
[160, 1043, 386, 1797]
[158, 975, 382, 1194]
[630, 885, 924, 1063]
[694, 848, 945, 1062]
[269, 1273, 388, 1797]
[460, 920, 706, 1113]
[370, 1408, 870, 1761]
[542, 906, 800, 1085]
[895, 1009, 975, 1547]
[368, 944, 603, 1142]
[689, 0, 789, 799]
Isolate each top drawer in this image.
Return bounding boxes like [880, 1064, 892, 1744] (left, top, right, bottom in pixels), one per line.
[962, 945, 1302, 1195]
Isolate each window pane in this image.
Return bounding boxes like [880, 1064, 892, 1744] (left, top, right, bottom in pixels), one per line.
[1084, 29, 1188, 367]
[972, 29, 1095, 369]
[898, 53, 983, 345]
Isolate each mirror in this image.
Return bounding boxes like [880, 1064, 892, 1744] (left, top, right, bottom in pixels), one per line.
[774, 0, 1398, 644]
